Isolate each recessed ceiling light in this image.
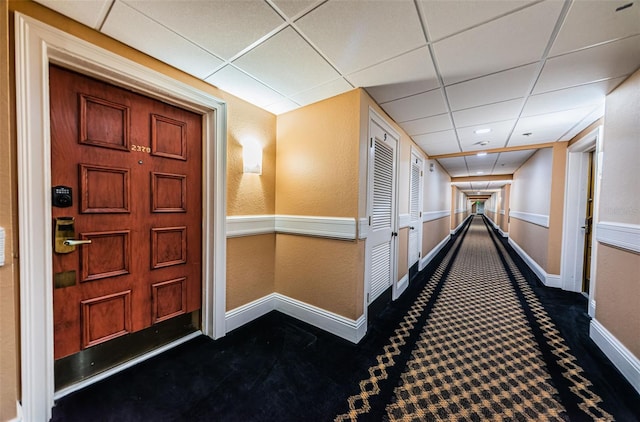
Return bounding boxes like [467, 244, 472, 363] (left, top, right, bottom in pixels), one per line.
[477, 191, 481, 194]
[477, 152, 487, 156]
[476, 171, 484, 174]
[475, 128, 491, 134]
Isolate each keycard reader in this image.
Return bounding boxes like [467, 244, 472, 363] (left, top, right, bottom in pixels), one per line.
[52, 186, 73, 208]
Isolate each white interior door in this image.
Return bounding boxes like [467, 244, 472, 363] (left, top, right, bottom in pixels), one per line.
[367, 116, 398, 304]
[408, 151, 423, 268]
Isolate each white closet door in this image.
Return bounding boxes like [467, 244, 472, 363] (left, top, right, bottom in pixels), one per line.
[367, 118, 397, 304]
[408, 152, 423, 267]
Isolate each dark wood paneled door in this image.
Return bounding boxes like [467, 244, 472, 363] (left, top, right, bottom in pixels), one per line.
[50, 65, 202, 367]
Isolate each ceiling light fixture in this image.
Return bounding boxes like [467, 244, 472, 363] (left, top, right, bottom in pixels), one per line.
[476, 171, 484, 174]
[477, 152, 487, 156]
[474, 128, 491, 134]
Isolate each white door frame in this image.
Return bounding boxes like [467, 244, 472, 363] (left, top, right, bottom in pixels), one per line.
[408, 148, 424, 270]
[364, 108, 400, 304]
[560, 126, 603, 315]
[15, 14, 227, 421]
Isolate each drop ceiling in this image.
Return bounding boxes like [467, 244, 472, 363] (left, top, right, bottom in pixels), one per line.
[35, 0, 640, 183]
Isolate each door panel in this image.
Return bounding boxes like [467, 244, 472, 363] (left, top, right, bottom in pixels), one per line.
[408, 153, 423, 267]
[367, 119, 397, 304]
[50, 65, 202, 361]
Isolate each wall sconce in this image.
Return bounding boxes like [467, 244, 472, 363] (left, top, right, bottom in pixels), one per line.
[242, 140, 262, 175]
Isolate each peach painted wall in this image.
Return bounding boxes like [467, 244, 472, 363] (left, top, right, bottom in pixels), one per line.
[422, 217, 451, 257]
[1, 1, 18, 419]
[398, 228, 409, 280]
[500, 184, 511, 234]
[594, 70, 640, 358]
[509, 218, 549, 271]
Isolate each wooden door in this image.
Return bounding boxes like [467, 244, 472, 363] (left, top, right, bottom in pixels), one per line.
[367, 118, 397, 304]
[50, 65, 202, 361]
[582, 151, 595, 293]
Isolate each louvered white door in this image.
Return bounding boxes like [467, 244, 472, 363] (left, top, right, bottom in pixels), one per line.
[367, 117, 397, 304]
[408, 152, 423, 267]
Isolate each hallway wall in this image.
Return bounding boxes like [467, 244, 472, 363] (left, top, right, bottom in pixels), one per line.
[592, 69, 640, 365]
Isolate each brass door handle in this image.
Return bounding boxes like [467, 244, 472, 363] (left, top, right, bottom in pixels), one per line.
[63, 239, 92, 246]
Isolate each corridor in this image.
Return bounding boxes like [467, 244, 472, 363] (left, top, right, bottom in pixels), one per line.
[50, 216, 639, 421]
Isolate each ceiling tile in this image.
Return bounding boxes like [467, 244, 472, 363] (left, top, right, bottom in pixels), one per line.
[271, 0, 321, 19]
[437, 156, 468, 177]
[413, 130, 460, 156]
[35, 0, 111, 29]
[102, 2, 224, 80]
[399, 114, 453, 136]
[419, 0, 536, 41]
[264, 98, 301, 115]
[347, 47, 439, 102]
[234, 27, 340, 96]
[465, 154, 499, 174]
[509, 105, 598, 145]
[452, 99, 523, 128]
[534, 35, 640, 94]
[562, 104, 605, 140]
[290, 78, 354, 107]
[458, 119, 516, 150]
[205, 65, 285, 108]
[295, 0, 425, 74]
[550, 0, 640, 56]
[433, 1, 563, 85]
[380, 89, 447, 123]
[446, 64, 538, 111]
[523, 77, 626, 117]
[124, 0, 284, 60]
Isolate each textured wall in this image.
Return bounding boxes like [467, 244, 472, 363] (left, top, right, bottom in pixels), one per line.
[595, 70, 640, 359]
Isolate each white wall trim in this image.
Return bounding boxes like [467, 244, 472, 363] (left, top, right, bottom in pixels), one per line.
[226, 215, 275, 237]
[500, 210, 506, 215]
[590, 319, 640, 395]
[275, 215, 357, 240]
[419, 235, 450, 271]
[510, 210, 549, 228]
[358, 218, 369, 240]
[398, 213, 411, 229]
[225, 293, 367, 343]
[9, 402, 22, 422]
[225, 294, 277, 333]
[422, 210, 450, 222]
[450, 214, 471, 235]
[14, 14, 227, 421]
[498, 228, 509, 238]
[394, 273, 409, 300]
[596, 222, 640, 254]
[508, 238, 561, 288]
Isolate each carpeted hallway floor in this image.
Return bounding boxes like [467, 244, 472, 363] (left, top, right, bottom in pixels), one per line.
[51, 216, 639, 421]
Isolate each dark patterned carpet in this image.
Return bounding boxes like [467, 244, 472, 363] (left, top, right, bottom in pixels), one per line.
[51, 216, 639, 421]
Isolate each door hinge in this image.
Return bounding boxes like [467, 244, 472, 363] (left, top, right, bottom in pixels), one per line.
[420, 170, 423, 177]
[419, 211, 422, 218]
[368, 216, 372, 226]
[370, 138, 373, 148]
[367, 293, 370, 303]
[419, 252, 421, 258]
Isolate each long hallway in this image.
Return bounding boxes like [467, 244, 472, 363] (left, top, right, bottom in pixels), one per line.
[51, 216, 639, 421]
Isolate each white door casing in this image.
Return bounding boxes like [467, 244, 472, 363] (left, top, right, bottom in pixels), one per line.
[408, 150, 423, 268]
[366, 110, 399, 304]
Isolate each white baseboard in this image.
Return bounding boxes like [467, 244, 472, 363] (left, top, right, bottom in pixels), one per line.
[508, 238, 560, 288]
[394, 273, 409, 300]
[590, 319, 640, 394]
[225, 293, 366, 344]
[419, 235, 450, 271]
[225, 294, 277, 333]
[9, 401, 22, 422]
[450, 215, 471, 235]
[498, 228, 508, 238]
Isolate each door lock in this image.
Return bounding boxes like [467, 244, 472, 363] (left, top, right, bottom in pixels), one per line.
[54, 217, 90, 253]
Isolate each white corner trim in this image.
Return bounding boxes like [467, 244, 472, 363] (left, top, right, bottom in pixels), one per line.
[422, 210, 450, 222]
[275, 215, 357, 240]
[358, 218, 369, 240]
[225, 294, 277, 333]
[590, 319, 640, 394]
[498, 228, 509, 238]
[226, 215, 275, 237]
[10, 402, 22, 422]
[224, 293, 367, 344]
[508, 238, 560, 288]
[509, 210, 549, 228]
[596, 221, 640, 254]
[419, 235, 450, 271]
[500, 210, 506, 215]
[274, 294, 367, 343]
[398, 213, 411, 229]
[394, 273, 409, 300]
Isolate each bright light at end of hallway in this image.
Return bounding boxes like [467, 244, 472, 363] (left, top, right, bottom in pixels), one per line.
[242, 139, 262, 175]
